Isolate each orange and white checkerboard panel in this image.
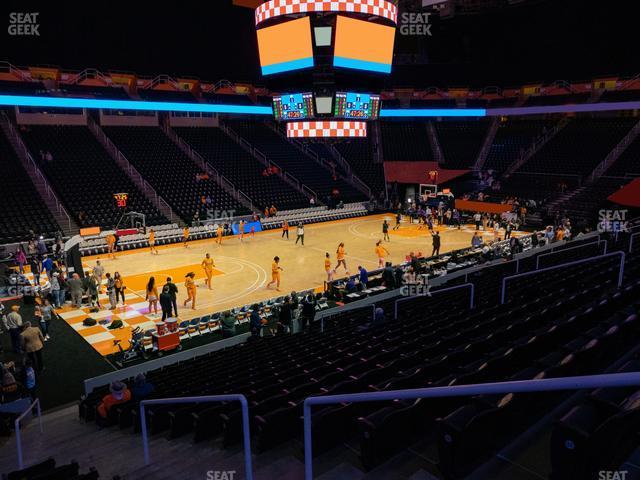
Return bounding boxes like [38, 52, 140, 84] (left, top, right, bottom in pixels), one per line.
[255, 0, 398, 26]
[287, 120, 367, 138]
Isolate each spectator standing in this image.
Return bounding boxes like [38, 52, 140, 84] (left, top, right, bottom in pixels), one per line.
[105, 273, 117, 310]
[164, 277, 179, 316]
[295, 222, 305, 246]
[50, 272, 63, 309]
[40, 298, 53, 341]
[29, 256, 41, 287]
[358, 265, 369, 290]
[250, 304, 263, 337]
[431, 231, 441, 257]
[4, 305, 24, 353]
[220, 311, 237, 338]
[20, 322, 44, 371]
[67, 273, 84, 308]
[159, 286, 173, 321]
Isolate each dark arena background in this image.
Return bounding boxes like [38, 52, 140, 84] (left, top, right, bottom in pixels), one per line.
[0, 1, 639, 479]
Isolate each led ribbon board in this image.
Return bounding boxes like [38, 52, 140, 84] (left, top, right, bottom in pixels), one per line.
[273, 92, 314, 120]
[0, 95, 274, 115]
[255, 0, 399, 26]
[257, 16, 314, 75]
[334, 92, 381, 119]
[287, 120, 367, 138]
[333, 15, 396, 74]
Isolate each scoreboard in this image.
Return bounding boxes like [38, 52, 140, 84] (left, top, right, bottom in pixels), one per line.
[334, 92, 381, 120]
[272, 92, 315, 120]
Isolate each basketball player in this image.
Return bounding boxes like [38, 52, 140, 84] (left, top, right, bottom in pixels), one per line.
[183, 226, 190, 248]
[282, 220, 289, 240]
[238, 220, 245, 241]
[335, 243, 349, 274]
[216, 224, 224, 245]
[183, 272, 196, 309]
[382, 220, 390, 241]
[375, 240, 389, 268]
[324, 252, 334, 282]
[201, 253, 215, 290]
[393, 211, 402, 230]
[266, 256, 283, 291]
[148, 228, 159, 255]
[106, 233, 116, 259]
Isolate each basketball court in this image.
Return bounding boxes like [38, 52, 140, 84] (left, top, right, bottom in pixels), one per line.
[46, 214, 528, 356]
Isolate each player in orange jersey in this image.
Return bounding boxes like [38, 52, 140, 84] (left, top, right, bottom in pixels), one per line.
[266, 256, 283, 291]
[375, 240, 390, 268]
[183, 272, 197, 309]
[201, 253, 215, 290]
[216, 224, 224, 245]
[324, 252, 334, 282]
[183, 226, 190, 248]
[238, 220, 245, 241]
[335, 242, 349, 275]
[105, 233, 117, 259]
[148, 228, 159, 255]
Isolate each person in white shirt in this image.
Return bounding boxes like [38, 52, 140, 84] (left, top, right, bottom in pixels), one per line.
[295, 223, 305, 246]
[474, 212, 482, 230]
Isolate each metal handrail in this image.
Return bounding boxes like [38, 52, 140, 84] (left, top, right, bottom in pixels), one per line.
[394, 282, 475, 319]
[501, 251, 625, 304]
[140, 394, 253, 480]
[302, 372, 640, 479]
[535, 239, 606, 270]
[15, 398, 43, 469]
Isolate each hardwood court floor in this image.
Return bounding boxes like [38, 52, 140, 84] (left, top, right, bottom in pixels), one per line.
[83, 214, 526, 321]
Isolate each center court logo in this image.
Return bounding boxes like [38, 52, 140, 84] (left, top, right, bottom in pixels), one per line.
[8, 12, 40, 36]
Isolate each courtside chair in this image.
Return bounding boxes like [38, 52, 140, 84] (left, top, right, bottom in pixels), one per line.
[199, 316, 210, 334]
[188, 318, 199, 336]
[178, 320, 190, 339]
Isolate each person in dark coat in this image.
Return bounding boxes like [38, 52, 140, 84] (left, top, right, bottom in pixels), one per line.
[159, 286, 173, 320]
[431, 231, 441, 257]
[300, 295, 316, 330]
[249, 304, 263, 337]
[278, 296, 293, 333]
[163, 277, 178, 316]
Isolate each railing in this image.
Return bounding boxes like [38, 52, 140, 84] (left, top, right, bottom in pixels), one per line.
[630, 232, 640, 253]
[394, 282, 475, 319]
[302, 372, 640, 479]
[534, 239, 607, 270]
[473, 117, 500, 170]
[2, 112, 73, 231]
[501, 251, 625, 304]
[301, 184, 316, 199]
[320, 305, 375, 333]
[351, 175, 372, 198]
[87, 117, 179, 222]
[238, 190, 253, 211]
[588, 118, 640, 183]
[286, 172, 301, 189]
[504, 117, 571, 178]
[140, 394, 253, 480]
[15, 398, 43, 469]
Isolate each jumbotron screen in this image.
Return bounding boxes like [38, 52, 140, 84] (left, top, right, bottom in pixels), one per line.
[257, 17, 314, 75]
[333, 15, 395, 74]
[272, 92, 314, 120]
[334, 92, 381, 119]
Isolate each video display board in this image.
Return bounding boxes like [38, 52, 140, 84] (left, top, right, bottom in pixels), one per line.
[272, 92, 315, 120]
[334, 92, 381, 119]
[333, 15, 395, 74]
[257, 17, 314, 75]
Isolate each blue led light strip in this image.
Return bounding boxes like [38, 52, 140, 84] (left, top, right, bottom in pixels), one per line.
[380, 108, 486, 117]
[0, 95, 274, 115]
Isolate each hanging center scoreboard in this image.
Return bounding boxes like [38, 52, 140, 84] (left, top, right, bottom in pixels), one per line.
[272, 92, 314, 120]
[334, 92, 380, 119]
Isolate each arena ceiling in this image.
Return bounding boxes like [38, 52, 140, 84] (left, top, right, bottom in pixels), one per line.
[2, 0, 637, 90]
